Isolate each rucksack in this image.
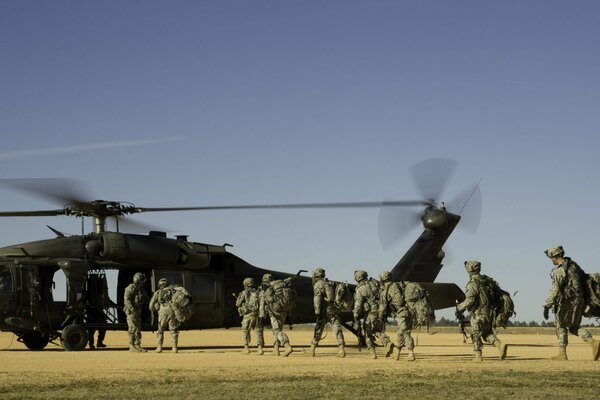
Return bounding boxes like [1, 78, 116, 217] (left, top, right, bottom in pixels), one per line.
[170, 285, 195, 323]
[583, 273, 600, 318]
[333, 281, 353, 311]
[268, 278, 297, 314]
[478, 275, 514, 329]
[403, 281, 435, 329]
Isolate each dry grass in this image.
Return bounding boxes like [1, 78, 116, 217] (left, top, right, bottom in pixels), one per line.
[1, 327, 599, 399]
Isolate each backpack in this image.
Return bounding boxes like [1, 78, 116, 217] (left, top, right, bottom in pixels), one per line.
[170, 285, 195, 323]
[583, 273, 600, 318]
[268, 278, 297, 314]
[334, 282, 353, 311]
[403, 281, 435, 329]
[478, 275, 514, 329]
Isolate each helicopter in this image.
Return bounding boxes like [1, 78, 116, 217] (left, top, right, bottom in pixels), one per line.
[0, 159, 479, 351]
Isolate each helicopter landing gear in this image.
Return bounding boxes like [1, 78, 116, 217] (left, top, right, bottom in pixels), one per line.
[21, 332, 50, 350]
[60, 324, 88, 351]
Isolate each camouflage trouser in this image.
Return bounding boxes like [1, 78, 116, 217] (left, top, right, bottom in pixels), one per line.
[157, 307, 180, 344]
[312, 312, 345, 346]
[241, 313, 264, 346]
[126, 311, 142, 346]
[364, 312, 389, 350]
[394, 308, 414, 350]
[470, 313, 497, 352]
[554, 301, 592, 347]
[269, 312, 289, 345]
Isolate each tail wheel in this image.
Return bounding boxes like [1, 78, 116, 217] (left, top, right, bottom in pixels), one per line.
[60, 324, 88, 351]
[22, 332, 50, 350]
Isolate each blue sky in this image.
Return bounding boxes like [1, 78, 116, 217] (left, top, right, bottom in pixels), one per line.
[1, 1, 600, 323]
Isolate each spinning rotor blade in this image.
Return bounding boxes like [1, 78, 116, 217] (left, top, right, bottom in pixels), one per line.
[0, 178, 90, 206]
[410, 158, 458, 203]
[378, 205, 422, 250]
[0, 209, 66, 217]
[446, 182, 482, 234]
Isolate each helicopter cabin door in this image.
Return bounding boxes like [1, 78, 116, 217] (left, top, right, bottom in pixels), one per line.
[151, 269, 223, 328]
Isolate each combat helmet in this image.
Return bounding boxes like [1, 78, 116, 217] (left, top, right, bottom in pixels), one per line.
[262, 273, 273, 284]
[133, 272, 146, 285]
[158, 277, 169, 288]
[313, 268, 325, 279]
[464, 260, 481, 275]
[545, 245, 565, 259]
[379, 271, 392, 283]
[354, 270, 368, 282]
[243, 277, 255, 288]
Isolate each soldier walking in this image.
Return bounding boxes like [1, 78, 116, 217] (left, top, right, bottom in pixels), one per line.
[149, 278, 181, 353]
[353, 270, 393, 359]
[378, 271, 415, 361]
[260, 273, 294, 357]
[543, 246, 600, 361]
[236, 277, 265, 355]
[309, 268, 346, 358]
[456, 260, 508, 362]
[124, 272, 148, 353]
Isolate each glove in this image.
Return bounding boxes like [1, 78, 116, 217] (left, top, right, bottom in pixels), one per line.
[455, 309, 463, 321]
[543, 306, 549, 320]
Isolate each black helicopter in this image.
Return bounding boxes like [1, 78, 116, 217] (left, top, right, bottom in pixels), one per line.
[0, 159, 479, 351]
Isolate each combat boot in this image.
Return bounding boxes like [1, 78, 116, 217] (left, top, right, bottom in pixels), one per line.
[172, 340, 178, 354]
[307, 344, 316, 357]
[550, 347, 568, 361]
[136, 344, 147, 353]
[257, 345, 264, 355]
[395, 346, 403, 361]
[337, 344, 346, 358]
[130, 345, 142, 353]
[242, 345, 250, 355]
[155, 345, 163, 353]
[369, 347, 377, 359]
[407, 350, 415, 362]
[384, 342, 395, 358]
[283, 343, 293, 357]
[96, 341, 106, 348]
[474, 350, 482, 362]
[272, 344, 280, 356]
[493, 340, 508, 360]
[588, 339, 600, 361]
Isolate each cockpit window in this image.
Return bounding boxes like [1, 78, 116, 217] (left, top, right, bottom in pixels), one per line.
[0, 269, 13, 294]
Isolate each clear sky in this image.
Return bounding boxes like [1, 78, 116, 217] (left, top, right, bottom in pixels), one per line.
[1, 1, 600, 323]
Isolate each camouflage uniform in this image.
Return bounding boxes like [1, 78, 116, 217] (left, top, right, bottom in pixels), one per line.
[456, 261, 507, 362]
[124, 272, 148, 352]
[149, 278, 180, 353]
[236, 277, 265, 355]
[309, 268, 345, 358]
[379, 271, 413, 361]
[544, 246, 600, 361]
[353, 270, 391, 359]
[260, 273, 294, 357]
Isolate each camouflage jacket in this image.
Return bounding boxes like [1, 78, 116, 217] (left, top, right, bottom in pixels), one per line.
[545, 258, 586, 308]
[313, 278, 337, 315]
[456, 274, 496, 315]
[353, 279, 379, 319]
[124, 283, 147, 315]
[379, 281, 406, 319]
[236, 288, 260, 316]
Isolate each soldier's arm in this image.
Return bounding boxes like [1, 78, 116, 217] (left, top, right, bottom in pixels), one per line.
[313, 282, 324, 314]
[545, 267, 565, 308]
[235, 291, 245, 308]
[124, 286, 134, 309]
[456, 282, 477, 312]
[352, 288, 363, 319]
[390, 284, 405, 310]
[149, 292, 158, 311]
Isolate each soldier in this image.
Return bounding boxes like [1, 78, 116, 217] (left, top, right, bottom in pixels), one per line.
[353, 270, 393, 359]
[260, 273, 294, 357]
[124, 272, 148, 352]
[86, 305, 107, 350]
[456, 260, 508, 362]
[378, 271, 415, 361]
[309, 268, 346, 358]
[543, 246, 600, 361]
[149, 278, 180, 353]
[235, 277, 265, 355]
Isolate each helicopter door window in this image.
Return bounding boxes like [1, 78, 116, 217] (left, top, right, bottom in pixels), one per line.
[0, 269, 13, 293]
[190, 273, 216, 302]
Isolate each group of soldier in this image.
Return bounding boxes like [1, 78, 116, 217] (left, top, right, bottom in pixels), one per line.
[237, 245, 600, 362]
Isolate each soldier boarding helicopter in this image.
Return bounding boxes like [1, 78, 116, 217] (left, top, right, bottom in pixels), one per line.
[0, 159, 479, 351]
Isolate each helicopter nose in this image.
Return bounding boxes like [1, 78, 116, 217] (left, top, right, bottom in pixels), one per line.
[422, 208, 448, 231]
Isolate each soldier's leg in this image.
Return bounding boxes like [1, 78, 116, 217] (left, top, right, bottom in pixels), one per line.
[169, 318, 179, 353]
[363, 320, 377, 359]
[551, 324, 569, 361]
[394, 310, 409, 360]
[88, 329, 96, 350]
[97, 329, 106, 347]
[255, 317, 265, 355]
[126, 313, 138, 352]
[309, 318, 325, 357]
[331, 317, 346, 358]
[470, 317, 483, 362]
[155, 323, 164, 353]
[241, 315, 251, 354]
[572, 326, 600, 361]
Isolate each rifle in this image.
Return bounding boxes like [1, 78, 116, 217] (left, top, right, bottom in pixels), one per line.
[455, 300, 470, 343]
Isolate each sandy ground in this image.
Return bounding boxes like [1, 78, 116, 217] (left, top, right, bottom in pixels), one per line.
[1, 327, 600, 383]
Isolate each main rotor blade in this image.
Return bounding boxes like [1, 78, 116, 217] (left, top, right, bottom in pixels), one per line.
[138, 200, 429, 213]
[410, 158, 458, 203]
[378, 206, 422, 250]
[0, 209, 67, 217]
[0, 178, 90, 206]
[446, 182, 482, 234]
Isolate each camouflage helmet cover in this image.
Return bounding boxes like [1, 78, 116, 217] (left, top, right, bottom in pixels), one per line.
[545, 245, 564, 258]
[354, 270, 368, 282]
[158, 277, 169, 288]
[313, 268, 325, 278]
[133, 272, 146, 284]
[379, 271, 392, 282]
[464, 260, 481, 274]
[262, 273, 273, 283]
[243, 277, 255, 287]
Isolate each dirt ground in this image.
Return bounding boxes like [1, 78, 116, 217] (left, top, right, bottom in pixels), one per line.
[1, 327, 599, 399]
